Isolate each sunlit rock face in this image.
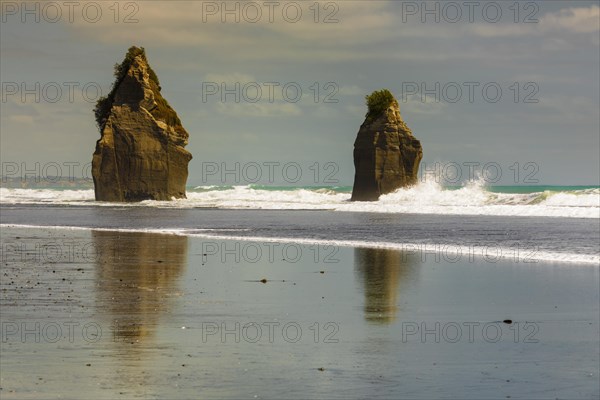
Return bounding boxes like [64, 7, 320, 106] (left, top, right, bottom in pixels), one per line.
[92, 47, 191, 202]
[351, 100, 422, 201]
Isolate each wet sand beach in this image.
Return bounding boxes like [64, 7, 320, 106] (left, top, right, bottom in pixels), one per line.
[1, 226, 598, 399]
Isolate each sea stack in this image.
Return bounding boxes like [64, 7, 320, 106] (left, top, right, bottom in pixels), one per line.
[92, 46, 191, 202]
[351, 89, 423, 201]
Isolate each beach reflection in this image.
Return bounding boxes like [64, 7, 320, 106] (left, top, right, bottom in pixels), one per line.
[93, 230, 187, 342]
[92, 231, 187, 394]
[354, 247, 418, 324]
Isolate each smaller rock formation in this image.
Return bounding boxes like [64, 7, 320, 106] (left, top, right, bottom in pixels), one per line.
[92, 46, 191, 202]
[351, 90, 423, 201]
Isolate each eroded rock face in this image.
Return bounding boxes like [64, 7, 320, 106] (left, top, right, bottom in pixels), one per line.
[351, 100, 422, 201]
[92, 49, 191, 202]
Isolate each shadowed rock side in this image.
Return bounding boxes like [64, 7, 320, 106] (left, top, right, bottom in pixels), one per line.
[92, 47, 191, 201]
[351, 99, 422, 201]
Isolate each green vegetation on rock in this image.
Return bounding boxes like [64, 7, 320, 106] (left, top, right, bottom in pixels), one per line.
[365, 89, 396, 121]
[93, 46, 183, 135]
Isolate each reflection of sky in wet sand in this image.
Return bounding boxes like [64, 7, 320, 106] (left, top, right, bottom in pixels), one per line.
[92, 231, 188, 395]
[354, 248, 419, 324]
[1, 226, 597, 399]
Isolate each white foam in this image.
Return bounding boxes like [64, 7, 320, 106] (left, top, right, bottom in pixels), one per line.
[0, 188, 95, 203]
[2, 223, 598, 265]
[1, 180, 599, 218]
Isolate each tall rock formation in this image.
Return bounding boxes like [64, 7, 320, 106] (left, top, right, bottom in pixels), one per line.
[351, 90, 423, 201]
[92, 46, 191, 202]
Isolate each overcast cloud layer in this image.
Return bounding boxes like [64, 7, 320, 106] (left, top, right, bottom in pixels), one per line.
[1, 1, 599, 185]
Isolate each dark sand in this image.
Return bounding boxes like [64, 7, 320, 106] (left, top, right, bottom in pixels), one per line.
[1, 227, 598, 399]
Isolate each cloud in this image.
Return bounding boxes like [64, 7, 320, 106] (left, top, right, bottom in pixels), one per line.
[9, 114, 35, 125]
[399, 96, 448, 116]
[60, 1, 397, 62]
[215, 101, 302, 117]
[204, 73, 256, 84]
[68, 1, 395, 47]
[339, 85, 364, 96]
[468, 5, 599, 37]
[344, 104, 365, 116]
[531, 94, 600, 124]
[50, 2, 596, 70]
[541, 5, 599, 33]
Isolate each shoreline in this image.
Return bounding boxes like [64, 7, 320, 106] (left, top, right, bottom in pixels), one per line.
[2, 223, 599, 265]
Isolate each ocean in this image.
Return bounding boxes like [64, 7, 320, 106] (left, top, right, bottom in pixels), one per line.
[1, 181, 599, 263]
[2, 181, 598, 218]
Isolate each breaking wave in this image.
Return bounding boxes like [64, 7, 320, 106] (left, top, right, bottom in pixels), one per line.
[1, 178, 598, 218]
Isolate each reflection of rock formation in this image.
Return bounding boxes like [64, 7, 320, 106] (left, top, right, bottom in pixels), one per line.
[93, 231, 187, 344]
[92, 231, 188, 396]
[354, 247, 417, 324]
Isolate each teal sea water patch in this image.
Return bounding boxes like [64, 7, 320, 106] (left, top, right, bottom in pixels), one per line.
[1, 181, 598, 218]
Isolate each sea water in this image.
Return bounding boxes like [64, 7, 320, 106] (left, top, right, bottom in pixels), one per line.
[1, 179, 599, 264]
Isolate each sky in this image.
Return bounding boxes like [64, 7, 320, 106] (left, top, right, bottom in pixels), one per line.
[1, 0, 599, 186]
